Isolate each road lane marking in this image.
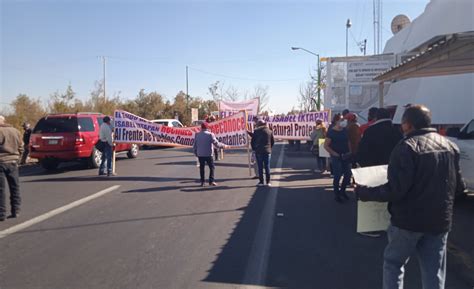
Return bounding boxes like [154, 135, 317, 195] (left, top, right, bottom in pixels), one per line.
[0, 185, 120, 239]
[243, 144, 285, 286]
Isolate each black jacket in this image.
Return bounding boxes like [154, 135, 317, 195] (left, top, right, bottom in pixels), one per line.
[251, 125, 274, 154]
[356, 119, 402, 167]
[23, 128, 32, 145]
[358, 128, 465, 233]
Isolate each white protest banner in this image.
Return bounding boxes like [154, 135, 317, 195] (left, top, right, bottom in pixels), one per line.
[247, 110, 331, 141]
[113, 110, 248, 148]
[352, 165, 390, 233]
[206, 112, 249, 147]
[219, 98, 259, 118]
[191, 108, 199, 122]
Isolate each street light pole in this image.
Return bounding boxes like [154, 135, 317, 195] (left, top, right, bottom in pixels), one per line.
[186, 65, 189, 113]
[346, 19, 352, 57]
[291, 47, 322, 111]
[317, 54, 321, 110]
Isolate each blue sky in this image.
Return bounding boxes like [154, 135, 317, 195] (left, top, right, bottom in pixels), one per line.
[1, 0, 428, 113]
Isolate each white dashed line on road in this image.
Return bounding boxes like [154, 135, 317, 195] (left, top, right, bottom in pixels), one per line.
[0, 185, 121, 239]
[243, 145, 285, 286]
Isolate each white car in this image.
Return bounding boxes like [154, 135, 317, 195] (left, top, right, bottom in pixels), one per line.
[151, 119, 184, 128]
[449, 119, 474, 193]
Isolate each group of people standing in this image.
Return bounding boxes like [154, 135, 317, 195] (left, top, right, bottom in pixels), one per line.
[193, 116, 274, 187]
[313, 105, 465, 289]
[312, 107, 402, 203]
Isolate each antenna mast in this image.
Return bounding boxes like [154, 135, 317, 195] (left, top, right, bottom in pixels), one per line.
[373, 0, 383, 54]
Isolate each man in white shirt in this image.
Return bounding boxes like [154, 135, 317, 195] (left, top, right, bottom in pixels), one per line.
[99, 116, 114, 176]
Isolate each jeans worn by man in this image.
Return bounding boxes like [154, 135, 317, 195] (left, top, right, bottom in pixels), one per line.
[383, 225, 448, 289]
[0, 163, 21, 220]
[198, 156, 215, 185]
[0, 116, 23, 221]
[251, 120, 274, 187]
[256, 153, 271, 185]
[356, 105, 465, 289]
[193, 122, 226, 186]
[99, 143, 113, 176]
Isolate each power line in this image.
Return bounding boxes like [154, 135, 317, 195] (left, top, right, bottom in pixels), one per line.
[188, 67, 305, 82]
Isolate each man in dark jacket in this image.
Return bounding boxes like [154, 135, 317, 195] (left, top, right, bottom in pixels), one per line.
[356, 105, 465, 289]
[20, 122, 32, 165]
[0, 116, 24, 221]
[356, 108, 402, 167]
[251, 119, 274, 187]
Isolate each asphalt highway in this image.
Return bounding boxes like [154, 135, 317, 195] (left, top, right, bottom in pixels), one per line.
[1, 144, 473, 289]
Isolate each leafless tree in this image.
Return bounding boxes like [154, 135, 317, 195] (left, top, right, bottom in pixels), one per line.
[208, 81, 241, 102]
[208, 81, 224, 103]
[224, 85, 239, 102]
[250, 85, 269, 113]
[298, 79, 317, 112]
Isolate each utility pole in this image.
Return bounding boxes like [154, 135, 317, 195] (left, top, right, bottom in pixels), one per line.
[346, 19, 352, 57]
[102, 56, 106, 102]
[186, 66, 189, 117]
[317, 54, 321, 111]
[373, 0, 382, 54]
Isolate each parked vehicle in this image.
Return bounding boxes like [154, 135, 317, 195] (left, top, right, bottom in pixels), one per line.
[150, 119, 184, 127]
[191, 120, 205, 127]
[29, 113, 139, 170]
[447, 119, 474, 194]
[142, 119, 185, 149]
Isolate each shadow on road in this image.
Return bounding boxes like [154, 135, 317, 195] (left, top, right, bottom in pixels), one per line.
[156, 161, 249, 169]
[201, 144, 474, 289]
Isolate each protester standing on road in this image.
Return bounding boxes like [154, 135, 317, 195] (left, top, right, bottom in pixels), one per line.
[99, 116, 114, 176]
[324, 116, 351, 203]
[0, 116, 23, 221]
[344, 113, 361, 159]
[328, 113, 342, 130]
[206, 115, 220, 161]
[356, 108, 402, 167]
[194, 122, 228, 186]
[247, 116, 260, 179]
[356, 105, 466, 289]
[251, 119, 274, 187]
[310, 119, 328, 173]
[360, 107, 378, 135]
[20, 122, 32, 165]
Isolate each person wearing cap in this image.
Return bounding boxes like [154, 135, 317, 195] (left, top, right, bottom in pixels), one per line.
[247, 116, 260, 179]
[20, 122, 32, 165]
[345, 112, 361, 159]
[342, 109, 350, 118]
[0, 115, 24, 221]
[251, 119, 274, 186]
[99, 116, 115, 176]
[194, 122, 228, 186]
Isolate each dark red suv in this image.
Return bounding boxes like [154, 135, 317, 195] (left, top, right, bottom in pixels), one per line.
[29, 112, 139, 170]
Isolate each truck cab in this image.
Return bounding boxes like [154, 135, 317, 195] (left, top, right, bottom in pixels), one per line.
[448, 119, 474, 193]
